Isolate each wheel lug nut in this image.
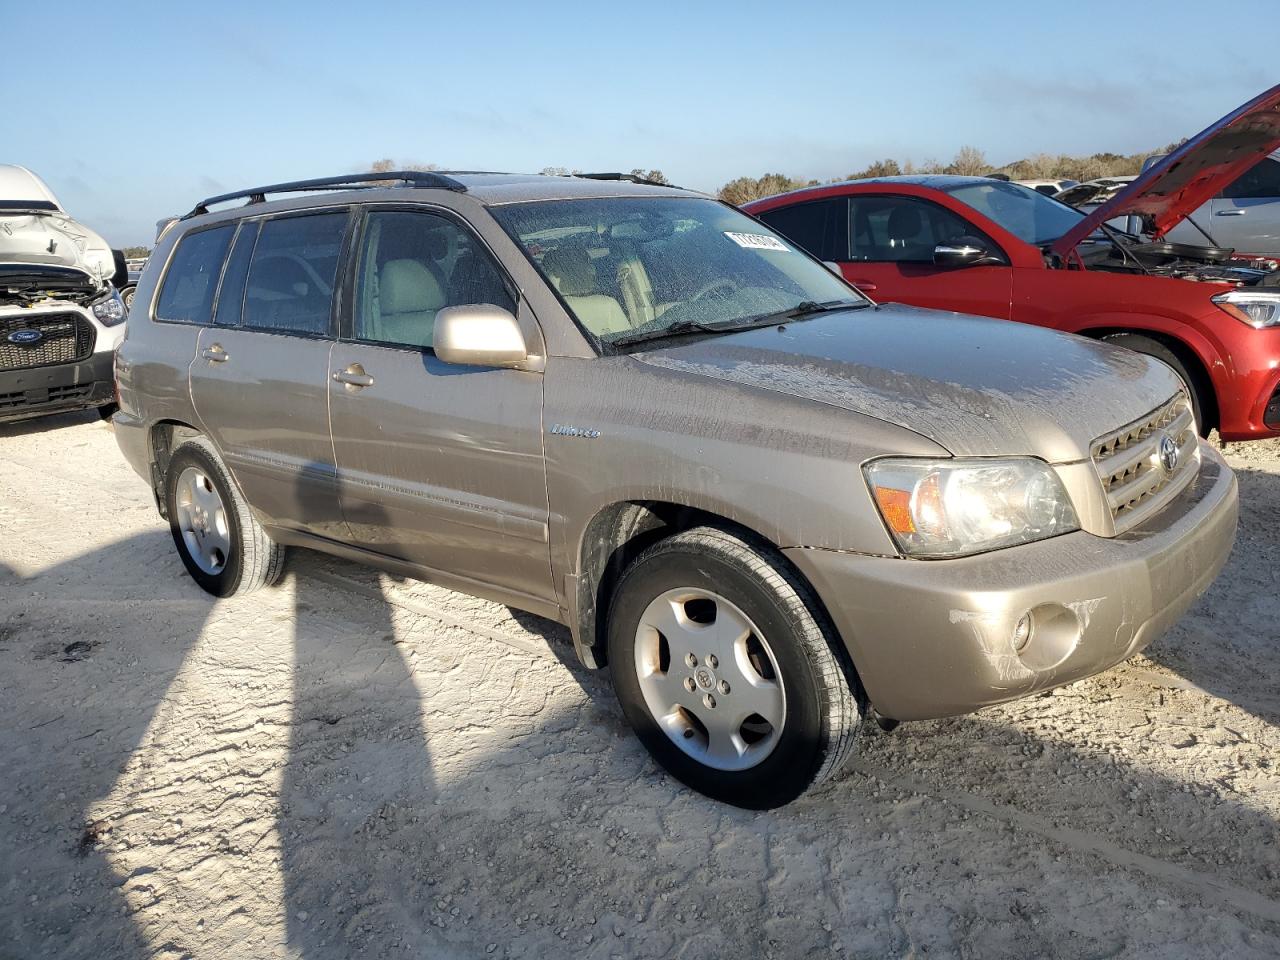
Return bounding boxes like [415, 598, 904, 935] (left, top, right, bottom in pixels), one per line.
[707, 654, 719, 669]
[703, 694, 716, 709]
[685, 653, 698, 668]
[683, 677, 696, 693]
[718, 680, 730, 695]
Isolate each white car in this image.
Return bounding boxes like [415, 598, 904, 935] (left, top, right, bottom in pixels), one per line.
[1015, 178, 1078, 196]
[1, 165, 126, 423]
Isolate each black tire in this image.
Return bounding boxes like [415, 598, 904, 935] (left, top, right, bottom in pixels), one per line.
[164, 436, 285, 597]
[121, 286, 135, 311]
[607, 526, 863, 808]
[1102, 333, 1211, 436]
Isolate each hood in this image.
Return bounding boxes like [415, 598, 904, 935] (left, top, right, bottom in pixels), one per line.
[1051, 84, 1280, 257]
[632, 305, 1182, 462]
[1, 208, 116, 282]
[0, 263, 104, 305]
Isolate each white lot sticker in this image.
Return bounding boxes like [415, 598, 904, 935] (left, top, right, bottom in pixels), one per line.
[724, 231, 790, 252]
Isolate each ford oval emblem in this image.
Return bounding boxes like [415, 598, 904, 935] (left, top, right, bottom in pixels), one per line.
[7, 328, 43, 345]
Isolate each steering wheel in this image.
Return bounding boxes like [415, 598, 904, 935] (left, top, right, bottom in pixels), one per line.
[689, 279, 735, 303]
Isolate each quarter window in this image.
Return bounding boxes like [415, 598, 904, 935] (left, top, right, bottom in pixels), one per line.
[155, 225, 235, 324]
[242, 212, 349, 336]
[354, 210, 514, 350]
[1221, 157, 1280, 200]
[755, 198, 848, 261]
[847, 196, 984, 263]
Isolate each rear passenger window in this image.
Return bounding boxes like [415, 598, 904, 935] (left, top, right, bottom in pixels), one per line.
[155, 225, 235, 324]
[755, 199, 848, 262]
[242, 212, 348, 336]
[213, 221, 259, 327]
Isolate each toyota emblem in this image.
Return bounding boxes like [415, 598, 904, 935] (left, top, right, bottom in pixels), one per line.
[1158, 434, 1179, 474]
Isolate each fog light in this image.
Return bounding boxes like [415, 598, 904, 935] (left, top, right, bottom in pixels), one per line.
[1012, 613, 1033, 652]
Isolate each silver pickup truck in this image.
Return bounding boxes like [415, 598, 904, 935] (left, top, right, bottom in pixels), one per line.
[112, 171, 1238, 808]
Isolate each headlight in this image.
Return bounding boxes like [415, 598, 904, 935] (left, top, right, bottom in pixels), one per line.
[91, 290, 127, 327]
[1211, 289, 1280, 329]
[865, 457, 1079, 558]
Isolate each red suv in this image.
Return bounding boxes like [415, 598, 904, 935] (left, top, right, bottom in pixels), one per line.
[744, 85, 1280, 440]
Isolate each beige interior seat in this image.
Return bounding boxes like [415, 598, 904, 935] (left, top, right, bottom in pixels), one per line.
[615, 254, 657, 328]
[541, 246, 629, 335]
[378, 259, 445, 348]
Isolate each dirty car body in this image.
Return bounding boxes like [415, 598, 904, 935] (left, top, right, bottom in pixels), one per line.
[113, 171, 1237, 806]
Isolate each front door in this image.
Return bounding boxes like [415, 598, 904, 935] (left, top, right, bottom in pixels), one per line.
[327, 208, 554, 605]
[188, 210, 351, 537]
[838, 195, 1013, 319]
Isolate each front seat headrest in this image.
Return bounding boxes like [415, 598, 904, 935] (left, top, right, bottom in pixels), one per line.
[541, 246, 596, 297]
[380, 259, 444, 313]
[886, 205, 923, 242]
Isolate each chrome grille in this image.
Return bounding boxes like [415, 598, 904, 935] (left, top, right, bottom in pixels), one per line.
[1091, 394, 1199, 534]
[0, 312, 95, 371]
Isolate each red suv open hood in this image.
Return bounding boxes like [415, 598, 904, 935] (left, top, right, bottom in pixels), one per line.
[1050, 84, 1280, 258]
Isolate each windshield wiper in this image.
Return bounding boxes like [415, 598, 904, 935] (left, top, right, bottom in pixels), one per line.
[609, 299, 867, 348]
[610, 318, 739, 347]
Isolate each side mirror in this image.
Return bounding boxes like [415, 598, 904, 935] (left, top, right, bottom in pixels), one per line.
[933, 237, 1003, 268]
[822, 261, 843, 276]
[434, 304, 529, 367]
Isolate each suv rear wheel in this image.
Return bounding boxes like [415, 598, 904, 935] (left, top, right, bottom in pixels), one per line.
[607, 526, 863, 808]
[164, 437, 286, 597]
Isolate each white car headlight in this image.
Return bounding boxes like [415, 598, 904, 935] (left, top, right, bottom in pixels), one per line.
[1211, 289, 1280, 329]
[865, 457, 1079, 558]
[91, 290, 127, 327]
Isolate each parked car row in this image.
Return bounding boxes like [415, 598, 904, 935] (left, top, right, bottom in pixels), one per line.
[747, 84, 1280, 442]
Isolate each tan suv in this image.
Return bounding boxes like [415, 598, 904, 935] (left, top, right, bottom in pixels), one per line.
[113, 171, 1239, 808]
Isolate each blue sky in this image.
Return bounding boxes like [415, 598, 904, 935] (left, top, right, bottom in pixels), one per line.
[9, 0, 1274, 246]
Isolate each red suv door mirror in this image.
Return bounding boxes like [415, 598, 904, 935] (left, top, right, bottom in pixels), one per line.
[933, 238, 1004, 269]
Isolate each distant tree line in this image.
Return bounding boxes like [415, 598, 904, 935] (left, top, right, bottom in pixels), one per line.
[368, 142, 1180, 210]
[717, 142, 1183, 205]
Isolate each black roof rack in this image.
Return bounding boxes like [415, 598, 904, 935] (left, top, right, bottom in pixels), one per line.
[572, 172, 679, 189]
[183, 170, 469, 219]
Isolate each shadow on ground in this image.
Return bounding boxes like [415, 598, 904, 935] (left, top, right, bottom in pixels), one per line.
[1144, 463, 1280, 724]
[3, 533, 1278, 958]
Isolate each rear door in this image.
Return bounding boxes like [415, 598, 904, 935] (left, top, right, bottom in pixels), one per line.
[188, 209, 352, 538]
[1209, 154, 1280, 256]
[327, 207, 554, 605]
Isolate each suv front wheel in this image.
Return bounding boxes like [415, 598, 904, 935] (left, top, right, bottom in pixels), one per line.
[607, 527, 863, 808]
[164, 437, 286, 597]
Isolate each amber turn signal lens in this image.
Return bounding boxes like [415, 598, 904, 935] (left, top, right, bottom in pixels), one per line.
[872, 486, 915, 534]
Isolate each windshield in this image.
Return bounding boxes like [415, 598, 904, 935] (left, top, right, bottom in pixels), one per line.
[939, 180, 1086, 246]
[491, 197, 864, 346]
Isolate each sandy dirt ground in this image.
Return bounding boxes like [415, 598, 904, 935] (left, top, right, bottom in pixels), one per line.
[1, 411, 1277, 959]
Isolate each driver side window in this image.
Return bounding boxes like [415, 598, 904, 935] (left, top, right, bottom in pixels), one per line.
[354, 211, 514, 351]
[847, 196, 977, 263]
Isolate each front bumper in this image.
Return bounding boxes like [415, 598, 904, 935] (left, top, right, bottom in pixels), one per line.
[0, 349, 115, 424]
[785, 443, 1238, 721]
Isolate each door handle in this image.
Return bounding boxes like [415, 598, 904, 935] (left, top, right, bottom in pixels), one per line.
[332, 363, 375, 389]
[1215, 209, 1247, 216]
[850, 280, 878, 292]
[201, 344, 229, 362]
